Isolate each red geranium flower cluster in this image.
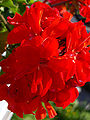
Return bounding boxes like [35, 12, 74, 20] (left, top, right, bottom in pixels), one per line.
[79, 0, 90, 22]
[44, 0, 90, 22]
[0, 1, 90, 120]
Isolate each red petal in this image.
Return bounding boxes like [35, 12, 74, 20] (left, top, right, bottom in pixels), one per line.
[41, 67, 52, 97]
[7, 24, 30, 44]
[7, 13, 22, 26]
[23, 5, 43, 35]
[0, 85, 8, 100]
[40, 37, 59, 58]
[42, 18, 69, 39]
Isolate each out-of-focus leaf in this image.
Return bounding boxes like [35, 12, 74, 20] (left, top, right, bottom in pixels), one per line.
[0, 0, 3, 4]
[17, 0, 26, 3]
[0, 0, 15, 7]
[0, 22, 7, 33]
[29, 0, 34, 4]
[0, 0, 18, 13]
[0, 31, 8, 54]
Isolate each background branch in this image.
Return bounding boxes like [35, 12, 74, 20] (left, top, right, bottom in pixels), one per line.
[0, 14, 11, 32]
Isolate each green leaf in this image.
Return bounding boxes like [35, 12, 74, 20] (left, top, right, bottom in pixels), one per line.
[1, 0, 15, 7]
[29, 0, 34, 4]
[0, 0, 18, 13]
[0, 22, 7, 33]
[11, 114, 36, 120]
[11, 114, 23, 120]
[17, 0, 26, 3]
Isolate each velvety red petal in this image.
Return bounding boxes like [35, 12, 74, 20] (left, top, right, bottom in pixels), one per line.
[0, 52, 16, 73]
[23, 5, 43, 35]
[42, 18, 69, 39]
[50, 72, 65, 91]
[40, 37, 59, 58]
[40, 66, 52, 97]
[15, 45, 40, 75]
[48, 57, 75, 81]
[0, 85, 8, 100]
[75, 60, 90, 85]
[55, 87, 79, 109]
[7, 24, 30, 44]
[23, 97, 40, 114]
[31, 71, 38, 93]
[8, 102, 23, 118]
[66, 21, 89, 52]
[7, 13, 22, 26]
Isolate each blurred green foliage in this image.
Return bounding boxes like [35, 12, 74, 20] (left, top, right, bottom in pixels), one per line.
[0, 0, 18, 14]
[0, 0, 41, 16]
[11, 100, 90, 120]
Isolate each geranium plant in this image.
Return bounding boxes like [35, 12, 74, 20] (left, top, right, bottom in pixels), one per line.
[0, 0, 90, 120]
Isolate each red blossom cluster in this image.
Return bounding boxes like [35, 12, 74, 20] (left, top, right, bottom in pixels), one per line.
[44, 0, 90, 22]
[0, 1, 90, 120]
[79, 0, 90, 22]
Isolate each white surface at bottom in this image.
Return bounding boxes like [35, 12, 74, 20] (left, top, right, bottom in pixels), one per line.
[0, 100, 13, 120]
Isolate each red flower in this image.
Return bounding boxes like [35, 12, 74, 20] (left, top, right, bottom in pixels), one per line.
[80, 5, 90, 22]
[66, 21, 90, 84]
[0, 24, 60, 119]
[48, 21, 90, 86]
[0, 1, 90, 120]
[55, 87, 79, 108]
[7, 2, 60, 44]
[45, 0, 90, 21]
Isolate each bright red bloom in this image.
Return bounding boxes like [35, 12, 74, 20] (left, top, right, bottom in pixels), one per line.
[0, 1, 90, 120]
[66, 21, 90, 84]
[45, 0, 90, 21]
[7, 2, 60, 44]
[48, 21, 90, 85]
[80, 5, 90, 22]
[0, 2, 64, 118]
